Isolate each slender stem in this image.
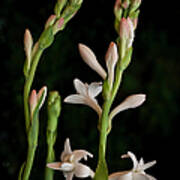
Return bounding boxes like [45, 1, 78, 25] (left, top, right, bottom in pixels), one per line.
[45, 131, 55, 180]
[24, 48, 43, 131]
[22, 145, 37, 180]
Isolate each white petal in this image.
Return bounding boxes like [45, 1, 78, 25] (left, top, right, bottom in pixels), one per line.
[64, 94, 86, 104]
[109, 94, 146, 120]
[78, 43, 107, 79]
[109, 171, 132, 180]
[74, 163, 94, 178]
[70, 150, 93, 162]
[46, 162, 62, 170]
[73, 79, 87, 96]
[88, 82, 102, 98]
[61, 138, 72, 162]
[141, 160, 156, 171]
[121, 151, 138, 170]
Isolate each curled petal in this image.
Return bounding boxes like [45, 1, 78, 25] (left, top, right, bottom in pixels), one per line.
[109, 171, 132, 180]
[122, 151, 139, 170]
[78, 43, 107, 79]
[74, 163, 94, 178]
[109, 94, 146, 120]
[61, 138, 72, 162]
[74, 79, 87, 96]
[70, 150, 93, 162]
[88, 82, 102, 98]
[64, 94, 86, 104]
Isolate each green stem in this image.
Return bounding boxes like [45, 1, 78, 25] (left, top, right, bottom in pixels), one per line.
[94, 60, 124, 180]
[45, 132, 55, 180]
[24, 48, 43, 131]
[22, 145, 37, 180]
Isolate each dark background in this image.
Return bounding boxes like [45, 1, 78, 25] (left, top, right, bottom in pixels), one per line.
[0, 0, 179, 179]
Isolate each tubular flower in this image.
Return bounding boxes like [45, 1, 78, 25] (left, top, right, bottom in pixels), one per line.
[47, 138, 94, 180]
[64, 78, 102, 116]
[109, 151, 156, 180]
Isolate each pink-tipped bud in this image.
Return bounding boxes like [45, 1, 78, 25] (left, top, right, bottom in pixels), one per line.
[119, 17, 134, 48]
[53, 17, 64, 34]
[45, 15, 57, 29]
[24, 29, 33, 69]
[29, 86, 47, 118]
[29, 90, 38, 117]
[105, 42, 118, 88]
[122, 0, 130, 9]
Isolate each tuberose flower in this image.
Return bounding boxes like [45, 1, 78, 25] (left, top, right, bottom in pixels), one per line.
[109, 151, 157, 180]
[64, 78, 102, 116]
[47, 138, 94, 180]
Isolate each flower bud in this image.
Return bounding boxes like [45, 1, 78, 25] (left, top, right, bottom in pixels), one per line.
[45, 15, 57, 29]
[119, 18, 134, 58]
[47, 91, 61, 132]
[114, 0, 123, 21]
[29, 86, 47, 118]
[53, 17, 65, 34]
[38, 26, 54, 50]
[54, 0, 68, 17]
[24, 29, 33, 70]
[105, 42, 118, 88]
[130, 0, 142, 14]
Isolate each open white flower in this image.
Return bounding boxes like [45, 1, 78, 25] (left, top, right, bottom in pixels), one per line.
[47, 138, 94, 180]
[64, 78, 102, 116]
[109, 151, 156, 180]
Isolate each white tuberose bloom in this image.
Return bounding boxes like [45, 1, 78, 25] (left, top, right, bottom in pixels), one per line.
[64, 78, 102, 116]
[47, 138, 94, 180]
[109, 151, 157, 180]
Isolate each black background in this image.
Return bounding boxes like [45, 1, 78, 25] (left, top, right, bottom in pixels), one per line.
[0, 0, 179, 179]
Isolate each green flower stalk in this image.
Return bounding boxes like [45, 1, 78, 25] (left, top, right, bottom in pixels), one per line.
[19, 0, 84, 180]
[45, 91, 61, 180]
[63, 1, 143, 180]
